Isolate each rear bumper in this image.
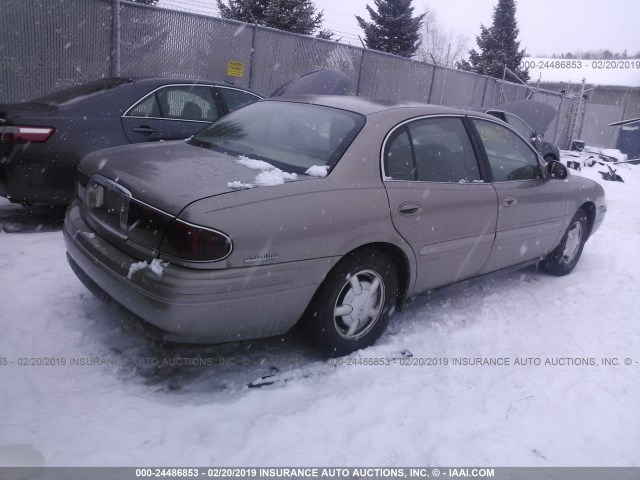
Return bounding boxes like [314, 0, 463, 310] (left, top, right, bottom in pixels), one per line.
[0, 145, 75, 205]
[64, 200, 337, 343]
[0, 172, 7, 197]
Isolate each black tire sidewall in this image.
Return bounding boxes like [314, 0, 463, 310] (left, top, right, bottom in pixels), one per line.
[306, 249, 399, 357]
[542, 210, 588, 275]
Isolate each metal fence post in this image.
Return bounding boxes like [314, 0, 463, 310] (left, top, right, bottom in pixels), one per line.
[248, 24, 257, 89]
[426, 65, 437, 104]
[111, 0, 121, 77]
[553, 95, 564, 145]
[480, 76, 488, 107]
[355, 49, 365, 96]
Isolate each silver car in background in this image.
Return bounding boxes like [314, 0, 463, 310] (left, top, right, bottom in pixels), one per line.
[64, 96, 606, 357]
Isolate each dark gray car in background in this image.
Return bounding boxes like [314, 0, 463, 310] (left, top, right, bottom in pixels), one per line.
[64, 96, 606, 357]
[0, 77, 261, 205]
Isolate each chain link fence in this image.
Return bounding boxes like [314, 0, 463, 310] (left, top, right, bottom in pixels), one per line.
[2, 0, 584, 147]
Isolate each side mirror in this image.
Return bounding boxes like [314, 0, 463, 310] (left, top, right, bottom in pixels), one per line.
[545, 160, 568, 180]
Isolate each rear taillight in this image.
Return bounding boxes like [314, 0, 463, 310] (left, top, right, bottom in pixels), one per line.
[125, 199, 173, 246]
[160, 219, 232, 262]
[0, 125, 55, 143]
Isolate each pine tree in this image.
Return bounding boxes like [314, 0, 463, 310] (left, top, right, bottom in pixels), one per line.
[356, 0, 425, 58]
[217, 0, 323, 36]
[316, 29, 335, 40]
[264, 0, 323, 35]
[217, 0, 270, 24]
[457, 0, 529, 82]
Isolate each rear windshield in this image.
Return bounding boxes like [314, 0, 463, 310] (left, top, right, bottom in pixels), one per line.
[32, 78, 133, 107]
[189, 101, 365, 174]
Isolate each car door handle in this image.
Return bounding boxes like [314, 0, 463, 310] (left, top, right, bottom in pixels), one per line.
[399, 202, 422, 216]
[132, 126, 158, 135]
[502, 196, 518, 207]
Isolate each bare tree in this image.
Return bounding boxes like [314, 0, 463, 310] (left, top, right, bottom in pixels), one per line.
[416, 6, 467, 67]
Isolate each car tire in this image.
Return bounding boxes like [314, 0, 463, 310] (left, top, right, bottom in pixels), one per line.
[304, 248, 399, 357]
[541, 210, 588, 276]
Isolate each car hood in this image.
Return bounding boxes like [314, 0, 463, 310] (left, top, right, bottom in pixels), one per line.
[495, 100, 557, 136]
[79, 140, 292, 215]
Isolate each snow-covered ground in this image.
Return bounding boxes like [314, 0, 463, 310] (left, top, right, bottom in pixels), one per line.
[1, 158, 639, 467]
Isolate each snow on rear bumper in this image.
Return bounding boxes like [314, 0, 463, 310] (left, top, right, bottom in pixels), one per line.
[64, 200, 335, 343]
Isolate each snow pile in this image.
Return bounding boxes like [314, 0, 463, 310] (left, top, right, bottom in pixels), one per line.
[227, 181, 254, 190]
[305, 165, 329, 178]
[254, 169, 297, 186]
[126, 259, 169, 280]
[148, 259, 168, 277]
[126, 261, 148, 280]
[236, 156, 275, 171]
[231, 155, 298, 188]
[583, 147, 627, 162]
[560, 147, 633, 174]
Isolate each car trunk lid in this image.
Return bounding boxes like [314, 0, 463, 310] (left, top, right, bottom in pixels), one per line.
[79, 140, 265, 216]
[78, 140, 298, 254]
[0, 103, 59, 124]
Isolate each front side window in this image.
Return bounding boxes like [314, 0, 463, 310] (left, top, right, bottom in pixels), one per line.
[473, 119, 542, 182]
[189, 101, 365, 174]
[384, 117, 481, 183]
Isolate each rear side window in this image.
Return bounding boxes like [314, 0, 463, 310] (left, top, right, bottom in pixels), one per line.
[384, 127, 415, 180]
[127, 95, 161, 118]
[384, 117, 481, 183]
[217, 87, 261, 113]
[473, 119, 542, 182]
[126, 86, 219, 122]
[156, 86, 218, 121]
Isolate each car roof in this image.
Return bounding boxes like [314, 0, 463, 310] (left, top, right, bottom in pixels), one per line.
[263, 94, 497, 119]
[120, 77, 262, 95]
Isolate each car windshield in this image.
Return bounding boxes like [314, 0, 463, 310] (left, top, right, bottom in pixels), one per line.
[189, 101, 365, 174]
[31, 78, 133, 107]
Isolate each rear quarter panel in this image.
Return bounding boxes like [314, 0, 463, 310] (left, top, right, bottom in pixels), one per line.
[174, 112, 419, 291]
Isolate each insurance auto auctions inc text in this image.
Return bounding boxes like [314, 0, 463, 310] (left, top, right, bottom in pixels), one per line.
[255, 468, 494, 477]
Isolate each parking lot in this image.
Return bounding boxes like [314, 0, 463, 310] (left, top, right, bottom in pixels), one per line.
[1, 160, 639, 466]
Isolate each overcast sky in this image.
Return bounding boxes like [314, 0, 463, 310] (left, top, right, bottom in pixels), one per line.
[317, 0, 640, 55]
[162, 0, 640, 55]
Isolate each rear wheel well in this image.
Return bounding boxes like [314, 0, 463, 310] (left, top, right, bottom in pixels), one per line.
[342, 243, 411, 309]
[579, 202, 596, 238]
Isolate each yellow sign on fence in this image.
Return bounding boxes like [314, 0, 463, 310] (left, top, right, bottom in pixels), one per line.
[227, 61, 244, 78]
